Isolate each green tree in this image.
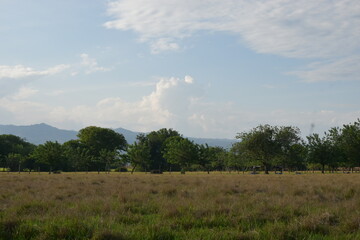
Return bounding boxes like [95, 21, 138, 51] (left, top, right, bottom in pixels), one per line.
[197, 144, 214, 173]
[140, 129, 180, 171]
[63, 140, 93, 171]
[286, 143, 307, 171]
[210, 147, 228, 172]
[229, 142, 253, 172]
[6, 153, 25, 172]
[236, 125, 280, 174]
[340, 119, 360, 169]
[32, 141, 66, 172]
[236, 125, 303, 174]
[306, 134, 333, 173]
[274, 126, 304, 171]
[77, 126, 127, 171]
[163, 136, 198, 174]
[77, 126, 127, 156]
[0, 134, 35, 170]
[127, 141, 151, 173]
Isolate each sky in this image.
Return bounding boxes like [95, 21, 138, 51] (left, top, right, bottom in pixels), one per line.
[0, 0, 359, 139]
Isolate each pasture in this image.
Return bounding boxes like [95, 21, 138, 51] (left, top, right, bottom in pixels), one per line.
[0, 172, 360, 239]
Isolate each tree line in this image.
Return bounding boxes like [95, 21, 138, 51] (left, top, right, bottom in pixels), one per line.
[0, 119, 359, 174]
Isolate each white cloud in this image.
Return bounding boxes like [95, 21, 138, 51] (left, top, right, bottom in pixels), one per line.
[0, 64, 69, 79]
[0, 97, 50, 124]
[0, 75, 358, 138]
[105, 0, 360, 82]
[46, 90, 65, 96]
[150, 38, 179, 54]
[184, 75, 194, 84]
[80, 53, 110, 74]
[288, 56, 360, 82]
[12, 87, 38, 100]
[105, 0, 360, 58]
[47, 76, 196, 131]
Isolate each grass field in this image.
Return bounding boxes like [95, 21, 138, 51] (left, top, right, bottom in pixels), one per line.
[0, 172, 360, 240]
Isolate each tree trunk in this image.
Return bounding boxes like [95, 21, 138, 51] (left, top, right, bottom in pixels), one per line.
[264, 164, 269, 174]
[321, 164, 325, 174]
[131, 164, 137, 174]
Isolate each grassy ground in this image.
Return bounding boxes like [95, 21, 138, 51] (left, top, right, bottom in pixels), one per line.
[0, 172, 360, 240]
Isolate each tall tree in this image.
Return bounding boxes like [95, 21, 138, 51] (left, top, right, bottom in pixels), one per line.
[77, 126, 127, 171]
[236, 125, 303, 174]
[63, 140, 93, 171]
[236, 125, 280, 174]
[274, 126, 304, 170]
[0, 134, 35, 170]
[229, 142, 253, 172]
[142, 128, 180, 171]
[306, 134, 334, 173]
[32, 141, 67, 171]
[340, 119, 360, 169]
[197, 144, 214, 173]
[77, 126, 127, 156]
[127, 141, 151, 173]
[163, 136, 198, 173]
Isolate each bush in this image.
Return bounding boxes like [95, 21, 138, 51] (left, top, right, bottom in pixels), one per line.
[115, 167, 128, 172]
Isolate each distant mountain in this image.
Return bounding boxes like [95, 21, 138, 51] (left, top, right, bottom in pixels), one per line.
[113, 128, 237, 148]
[187, 137, 236, 149]
[113, 127, 139, 145]
[0, 123, 77, 145]
[0, 123, 237, 148]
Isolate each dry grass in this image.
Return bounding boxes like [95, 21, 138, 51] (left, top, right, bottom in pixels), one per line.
[0, 172, 360, 239]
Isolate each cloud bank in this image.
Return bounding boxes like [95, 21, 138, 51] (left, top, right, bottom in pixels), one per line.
[105, 0, 360, 58]
[105, 0, 360, 82]
[0, 64, 69, 79]
[0, 75, 358, 138]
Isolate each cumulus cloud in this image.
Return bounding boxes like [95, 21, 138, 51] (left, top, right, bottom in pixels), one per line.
[184, 75, 194, 84]
[0, 64, 69, 79]
[0, 74, 358, 138]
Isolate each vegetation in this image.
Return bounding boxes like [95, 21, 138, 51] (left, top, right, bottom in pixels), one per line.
[1, 173, 360, 239]
[0, 119, 359, 173]
[0, 120, 360, 239]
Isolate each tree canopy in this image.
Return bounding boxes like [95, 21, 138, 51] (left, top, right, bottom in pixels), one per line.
[2, 120, 360, 174]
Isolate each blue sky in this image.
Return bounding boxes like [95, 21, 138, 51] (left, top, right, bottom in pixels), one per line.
[0, 0, 359, 138]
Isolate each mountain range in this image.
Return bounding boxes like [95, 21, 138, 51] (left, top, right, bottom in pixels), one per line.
[0, 123, 237, 149]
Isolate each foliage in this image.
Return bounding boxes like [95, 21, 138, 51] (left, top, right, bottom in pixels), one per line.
[31, 141, 67, 171]
[77, 126, 127, 156]
[63, 140, 93, 171]
[127, 141, 151, 173]
[162, 136, 198, 173]
[306, 134, 333, 173]
[136, 129, 181, 171]
[0, 134, 35, 170]
[236, 125, 302, 173]
[2, 120, 360, 173]
[340, 119, 360, 168]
